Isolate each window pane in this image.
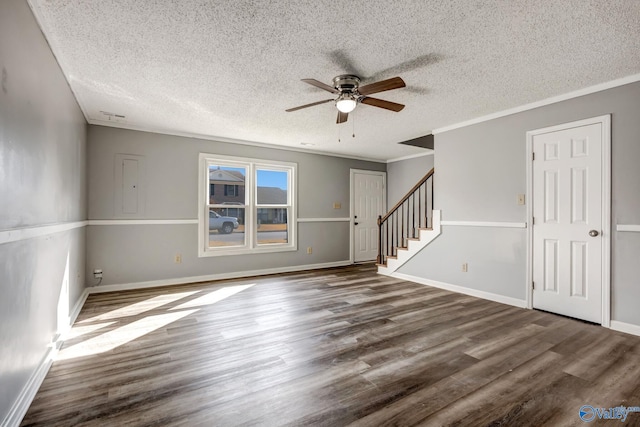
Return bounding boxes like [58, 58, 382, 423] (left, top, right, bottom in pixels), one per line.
[257, 208, 288, 245]
[209, 165, 246, 204]
[208, 208, 245, 248]
[256, 170, 288, 205]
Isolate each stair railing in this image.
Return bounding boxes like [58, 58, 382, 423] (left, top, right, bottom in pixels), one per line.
[377, 168, 434, 265]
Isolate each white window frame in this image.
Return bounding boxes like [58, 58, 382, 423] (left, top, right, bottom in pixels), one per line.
[198, 153, 297, 257]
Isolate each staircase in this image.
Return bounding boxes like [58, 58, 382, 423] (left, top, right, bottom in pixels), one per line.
[376, 168, 441, 275]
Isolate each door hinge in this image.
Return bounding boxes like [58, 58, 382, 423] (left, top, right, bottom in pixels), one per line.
[532, 152, 535, 161]
[532, 281, 535, 290]
[532, 217, 535, 225]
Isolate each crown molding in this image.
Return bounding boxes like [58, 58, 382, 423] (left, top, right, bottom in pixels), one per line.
[432, 73, 640, 135]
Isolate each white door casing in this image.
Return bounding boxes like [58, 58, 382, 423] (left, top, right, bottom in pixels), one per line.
[351, 170, 386, 262]
[527, 115, 611, 325]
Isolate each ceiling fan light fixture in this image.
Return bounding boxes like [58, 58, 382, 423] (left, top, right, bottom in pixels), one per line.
[335, 94, 357, 113]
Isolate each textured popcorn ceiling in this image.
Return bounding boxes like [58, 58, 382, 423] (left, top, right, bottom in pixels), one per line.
[28, 0, 640, 161]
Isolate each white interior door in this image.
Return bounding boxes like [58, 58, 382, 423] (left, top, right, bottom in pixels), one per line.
[352, 171, 385, 262]
[532, 122, 604, 323]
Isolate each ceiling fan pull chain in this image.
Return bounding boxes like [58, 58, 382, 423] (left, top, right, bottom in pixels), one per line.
[352, 111, 356, 138]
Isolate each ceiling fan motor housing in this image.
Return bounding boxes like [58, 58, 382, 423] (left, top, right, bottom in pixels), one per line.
[332, 75, 361, 94]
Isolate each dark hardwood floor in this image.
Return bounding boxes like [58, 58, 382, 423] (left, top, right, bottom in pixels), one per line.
[22, 264, 640, 426]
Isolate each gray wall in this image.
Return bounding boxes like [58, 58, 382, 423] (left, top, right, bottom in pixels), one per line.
[386, 154, 434, 207]
[399, 82, 640, 327]
[0, 1, 87, 424]
[399, 226, 527, 300]
[86, 125, 385, 286]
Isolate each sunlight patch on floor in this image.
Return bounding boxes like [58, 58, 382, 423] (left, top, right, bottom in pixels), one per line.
[79, 291, 200, 323]
[58, 309, 198, 360]
[65, 321, 116, 339]
[170, 284, 255, 310]
[59, 284, 257, 360]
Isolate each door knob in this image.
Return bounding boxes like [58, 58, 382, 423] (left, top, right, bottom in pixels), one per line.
[589, 230, 599, 237]
[354, 222, 359, 225]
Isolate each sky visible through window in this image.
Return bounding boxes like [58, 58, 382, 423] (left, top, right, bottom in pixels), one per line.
[257, 170, 287, 190]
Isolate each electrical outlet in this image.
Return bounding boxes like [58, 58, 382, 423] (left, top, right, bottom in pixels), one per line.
[93, 269, 103, 279]
[462, 263, 468, 273]
[333, 202, 341, 209]
[175, 254, 182, 263]
[307, 247, 312, 254]
[517, 194, 526, 205]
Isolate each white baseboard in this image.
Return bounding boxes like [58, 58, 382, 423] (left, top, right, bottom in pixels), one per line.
[610, 320, 640, 337]
[70, 289, 90, 325]
[1, 347, 56, 427]
[386, 271, 527, 308]
[2, 286, 103, 427]
[63, 289, 90, 338]
[88, 260, 353, 294]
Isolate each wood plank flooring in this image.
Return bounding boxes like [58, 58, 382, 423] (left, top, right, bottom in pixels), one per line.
[21, 264, 640, 426]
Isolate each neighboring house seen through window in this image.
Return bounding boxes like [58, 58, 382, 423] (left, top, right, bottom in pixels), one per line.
[199, 153, 296, 256]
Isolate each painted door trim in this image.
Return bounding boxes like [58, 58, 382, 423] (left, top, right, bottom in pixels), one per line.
[525, 114, 611, 327]
[349, 169, 387, 263]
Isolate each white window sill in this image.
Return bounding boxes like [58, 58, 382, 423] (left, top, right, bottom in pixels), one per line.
[198, 244, 298, 257]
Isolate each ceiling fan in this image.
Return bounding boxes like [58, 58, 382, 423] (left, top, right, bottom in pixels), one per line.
[286, 75, 406, 124]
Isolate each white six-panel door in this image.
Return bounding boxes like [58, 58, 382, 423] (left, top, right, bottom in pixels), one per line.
[352, 171, 385, 262]
[532, 122, 603, 323]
